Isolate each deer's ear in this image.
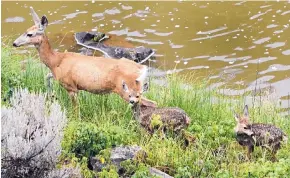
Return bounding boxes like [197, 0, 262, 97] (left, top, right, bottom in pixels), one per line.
[122, 80, 129, 92]
[40, 16, 48, 30]
[142, 82, 149, 93]
[30, 7, 40, 25]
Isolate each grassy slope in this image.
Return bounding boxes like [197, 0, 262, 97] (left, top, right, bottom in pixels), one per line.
[1, 46, 290, 177]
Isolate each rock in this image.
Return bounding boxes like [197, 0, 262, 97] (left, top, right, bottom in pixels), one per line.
[90, 146, 173, 177]
[78, 47, 95, 56]
[149, 167, 174, 178]
[89, 157, 107, 172]
[110, 145, 143, 169]
[89, 145, 146, 173]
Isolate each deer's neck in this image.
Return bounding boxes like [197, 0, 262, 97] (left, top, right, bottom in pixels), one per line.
[132, 104, 155, 123]
[133, 104, 141, 122]
[36, 35, 60, 71]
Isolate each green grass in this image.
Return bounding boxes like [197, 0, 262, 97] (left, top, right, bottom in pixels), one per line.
[1, 46, 290, 178]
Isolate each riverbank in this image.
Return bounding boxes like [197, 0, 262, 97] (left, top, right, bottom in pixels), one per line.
[1, 46, 290, 177]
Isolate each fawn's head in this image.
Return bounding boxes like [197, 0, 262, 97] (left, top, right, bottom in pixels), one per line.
[13, 7, 48, 47]
[122, 80, 149, 105]
[234, 105, 254, 136]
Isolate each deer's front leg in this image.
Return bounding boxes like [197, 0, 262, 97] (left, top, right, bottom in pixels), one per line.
[69, 91, 80, 119]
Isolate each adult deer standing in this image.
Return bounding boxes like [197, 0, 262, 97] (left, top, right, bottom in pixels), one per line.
[13, 7, 149, 113]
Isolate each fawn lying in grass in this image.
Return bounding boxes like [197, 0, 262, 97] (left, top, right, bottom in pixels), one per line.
[234, 105, 288, 161]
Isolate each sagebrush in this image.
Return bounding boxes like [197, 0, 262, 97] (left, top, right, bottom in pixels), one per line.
[1, 88, 67, 178]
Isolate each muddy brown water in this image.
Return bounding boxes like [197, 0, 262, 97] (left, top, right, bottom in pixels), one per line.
[1, 1, 290, 114]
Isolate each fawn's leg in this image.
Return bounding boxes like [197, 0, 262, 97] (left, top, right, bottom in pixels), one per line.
[159, 126, 166, 140]
[271, 143, 280, 162]
[247, 145, 254, 160]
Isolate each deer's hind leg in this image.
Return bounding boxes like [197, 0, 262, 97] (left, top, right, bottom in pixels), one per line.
[46, 73, 57, 99]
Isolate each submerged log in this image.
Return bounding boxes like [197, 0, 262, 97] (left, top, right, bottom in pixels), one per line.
[74, 32, 155, 63]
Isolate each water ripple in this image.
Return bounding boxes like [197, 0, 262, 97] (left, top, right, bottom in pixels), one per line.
[63, 11, 87, 19]
[196, 26, 227, 35]
[266, 24, 278, 28]
[126, 37, 163, 45]
[168, 40, 184, 49]
[121, 5, 132, 10]
[5, 17, 25, 23]
[227, 57, 277, 69]
[191, 29, 240, 41]
[154, 32, 173, 37]
[109, 29, 145, 37]
[265, 42, 285, 49]
[260, 5, 272, 9]
[253, 37, 271, 44]
[92, 13, 104, 18]
[105, 7, 121, 15]
[282, 49, 290, 55]
[281, 10, 290, 15]
[194, 55, 210, 59]
[144, 29, 156, 33]
[250, 9, 272, 20]
[259, 64, 290, 75]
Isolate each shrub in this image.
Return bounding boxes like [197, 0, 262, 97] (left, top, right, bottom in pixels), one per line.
[1, 88, 67, 178]
[121, 161, 154, 178]
[96, 166, 119, 178]
[62, 121, 133, 159]
[1, 47, 23, 102]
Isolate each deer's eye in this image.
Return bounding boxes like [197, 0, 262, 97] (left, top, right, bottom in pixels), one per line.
[27, 33, 33, 37]
[136, 95, 139, 98]
[129, 95, 131, 98]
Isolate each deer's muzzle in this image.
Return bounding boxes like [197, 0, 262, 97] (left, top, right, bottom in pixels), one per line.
[13, 43, 19, 47]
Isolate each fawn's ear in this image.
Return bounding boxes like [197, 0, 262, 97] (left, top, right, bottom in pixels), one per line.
[122, 80, 129, 92]
[243, 105, 249, 117]
[234, 113, 239, 122]
[141, 97, 157, 107]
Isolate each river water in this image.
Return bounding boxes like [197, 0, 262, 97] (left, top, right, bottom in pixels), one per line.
[1, 1, 290, 113]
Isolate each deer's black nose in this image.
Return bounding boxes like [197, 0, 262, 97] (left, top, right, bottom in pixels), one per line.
[129, 100, 135, 104]
[13, 43, 17, 47]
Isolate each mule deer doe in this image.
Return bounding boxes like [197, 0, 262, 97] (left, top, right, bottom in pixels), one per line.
[13, 7, 149, 112]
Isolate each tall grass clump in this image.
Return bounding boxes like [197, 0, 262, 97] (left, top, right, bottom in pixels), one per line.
[1, 46, 290, 177]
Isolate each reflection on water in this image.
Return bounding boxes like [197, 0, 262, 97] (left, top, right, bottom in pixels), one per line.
[1, 1, 290, 112]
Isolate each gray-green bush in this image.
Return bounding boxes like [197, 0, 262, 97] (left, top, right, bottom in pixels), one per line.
[1, 88, 67, 178]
